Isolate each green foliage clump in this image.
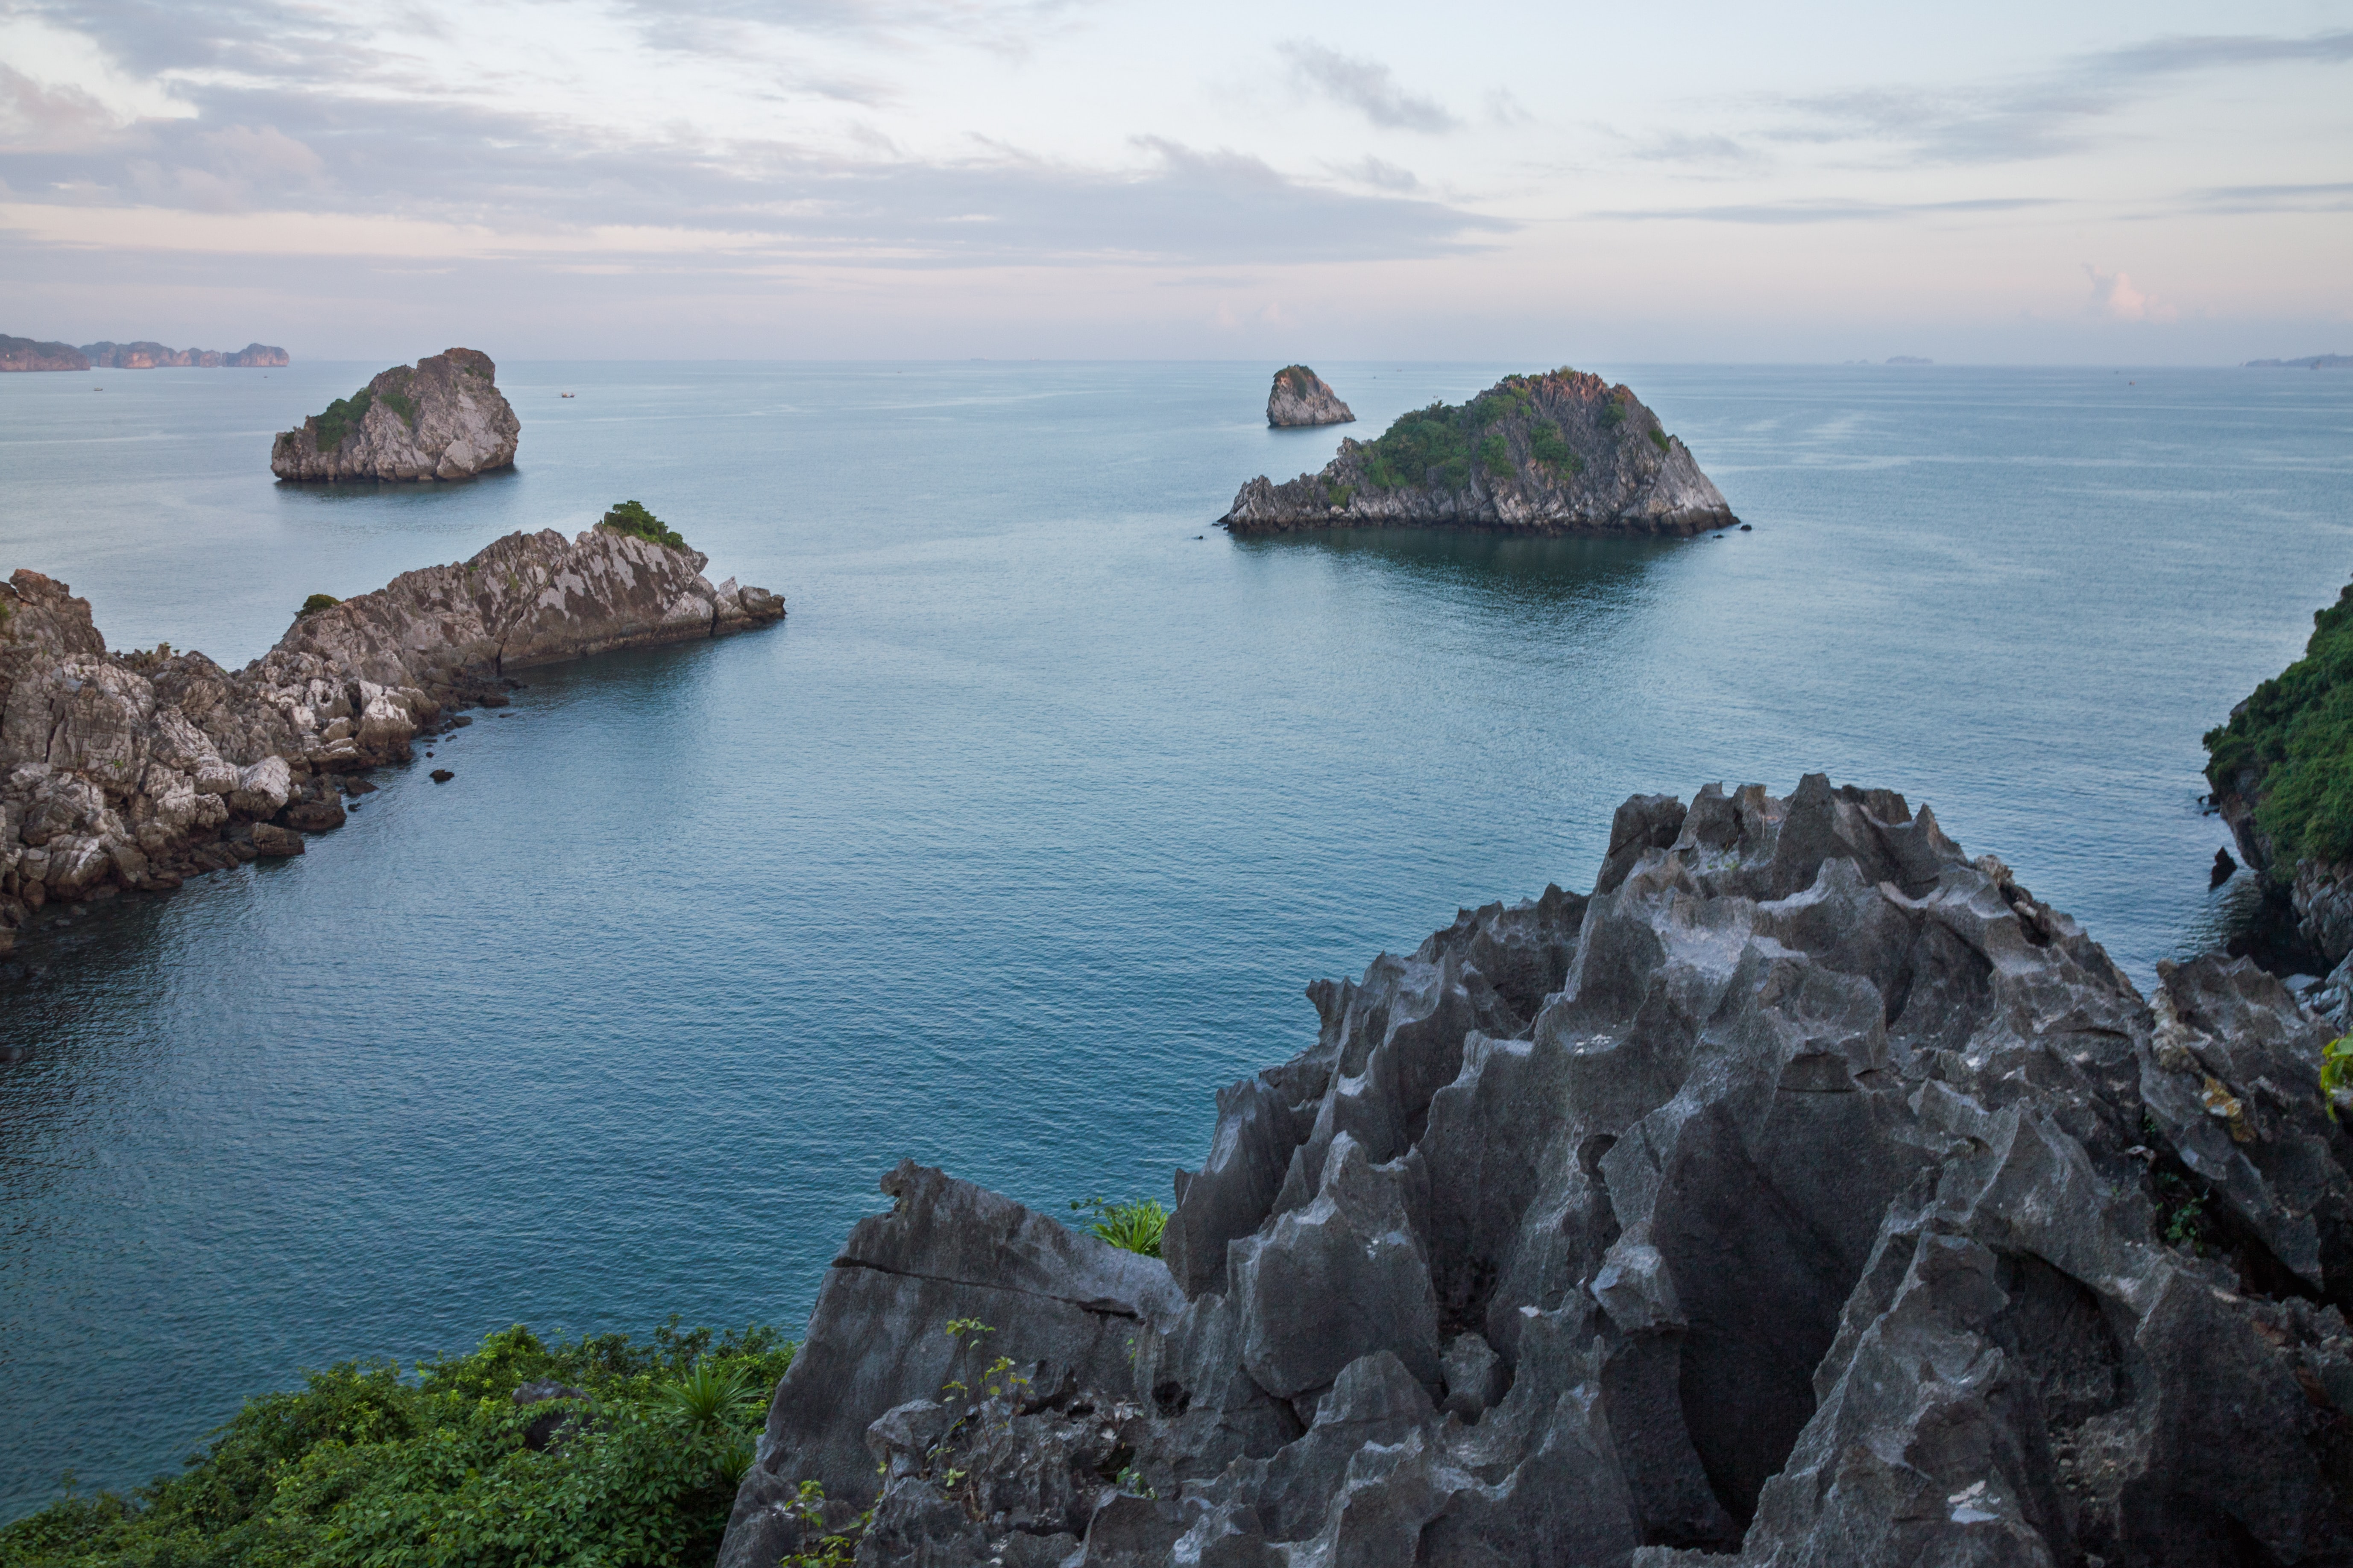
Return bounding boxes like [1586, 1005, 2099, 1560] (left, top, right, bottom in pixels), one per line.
[1070, 1196, 1169, 1258]
[309, 388, 373, 451]
[1359, 376, 1547, 494]
[2324, 1035, 2353, 1121]
[599, 500, 688, 552]
[299, 594, 340, 617]
[2204, 581, 2353, 866]
[1324, 480, 1355, 509]
[0, 1319, 794, 1568]
[1275, 365, 1319, 395]
[1647, 427, 1672, 454]
[1526, 423, 1582, 477]
[1600, 394, 1628, 430]
[379, 387, 419, 428]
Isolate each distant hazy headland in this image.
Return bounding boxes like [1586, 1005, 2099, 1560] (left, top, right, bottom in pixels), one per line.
[0, 335, 288, 372]
[2245, 354, 2348, 368]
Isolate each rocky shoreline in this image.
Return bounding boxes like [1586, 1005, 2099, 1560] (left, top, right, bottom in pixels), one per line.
[0, 526, 783, 960]
[1223, 370, 1738, 538]
[721, 775, 2353, 1568]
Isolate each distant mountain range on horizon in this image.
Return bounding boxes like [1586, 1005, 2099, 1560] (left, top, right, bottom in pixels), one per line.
[2245, 354, 2349, 369]
[0, 335, 289, 372]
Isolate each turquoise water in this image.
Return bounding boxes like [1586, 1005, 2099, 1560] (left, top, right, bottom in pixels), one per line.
[2, 360, 2349, 1515]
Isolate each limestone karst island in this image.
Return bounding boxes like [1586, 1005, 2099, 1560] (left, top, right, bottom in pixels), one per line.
[271, 347, 520, 482]
[1224, 369, 1738, 536]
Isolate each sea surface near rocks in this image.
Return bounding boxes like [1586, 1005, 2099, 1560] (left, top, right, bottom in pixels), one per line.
[1, 360, 2349, 1516]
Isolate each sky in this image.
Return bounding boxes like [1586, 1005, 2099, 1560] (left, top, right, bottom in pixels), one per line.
[0, 0, 2348, 361]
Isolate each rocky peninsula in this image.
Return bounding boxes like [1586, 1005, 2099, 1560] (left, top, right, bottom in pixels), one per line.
[1267, 365, 1354, 427]
[1222, 370, 1737, 537]
[1, 336, 91, 372]
[0, 518, 782, 957]
[723, 775, 2353, 1568]
[270, 348, 519, 482]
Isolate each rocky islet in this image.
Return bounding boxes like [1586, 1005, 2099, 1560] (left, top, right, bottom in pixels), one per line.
[1266, 366, 1355, 428]
[270, 346, 520, 482]
[722, 775, 2353, 1568]
[0, 525, 783, 960]
[1223, 370, 1738, 538]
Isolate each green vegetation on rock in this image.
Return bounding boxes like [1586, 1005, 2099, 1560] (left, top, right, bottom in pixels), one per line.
[1357, 373, 1623, 494]
[0, 1320, 792, 1568]
[1070, 1196, 1168, 1258]
[1648, 427, 1673, 454]
[298, 594, 340, 617]
[599, 500, 688, 552]
[309, 389, 373, 452]
[2204, 581, 2353, 866]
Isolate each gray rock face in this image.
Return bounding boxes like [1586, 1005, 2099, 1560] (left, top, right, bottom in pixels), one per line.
[1222, 371, 1736, 538]
[0, 530, 782, 954]
[270, 348, 518, 481]
[1267, 366, 1354, 428]
[722, 776, 2353, 1568]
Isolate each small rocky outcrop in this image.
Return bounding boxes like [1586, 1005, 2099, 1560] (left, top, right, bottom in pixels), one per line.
[722, 776, 2353, 1568]
[0, 526, 782, 957]
[1, 336, 89, 372]
[81, 341, 288, 369]
[1267, 366, 1354, 427]
[1223, 370, 1736, 538]
[270, 348, 519, 482]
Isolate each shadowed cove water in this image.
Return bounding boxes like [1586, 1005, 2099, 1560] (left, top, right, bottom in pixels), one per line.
[2, 360, 2349, 1515]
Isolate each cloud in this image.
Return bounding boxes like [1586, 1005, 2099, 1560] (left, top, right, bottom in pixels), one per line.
[1591, 196, 2059, 225]
[1277, 41, 1458, 133]
[2187, 180, 2353, 215]
[1766, 28, 2353, 165]
[2083, 263, 2175, 322]
[1330, 155, 1418, 192]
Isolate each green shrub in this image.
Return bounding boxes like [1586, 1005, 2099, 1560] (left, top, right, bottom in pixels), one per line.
[2204, 581, 2353, 866]
[1477, 432, 1512, 480]
[1324, 481, 1355, 509]
[1070, 1197, 1169, 1258]
[1647, 427, 1672, 453]
[1526, 424, 1581, 476]
[379, 385, 419, 428]
[309, 388, 374, 451]
[600, 500, 689, 552]
[0, 1319, 794, 1568]
[1600, 395, 1627, 430]
[299, 594, 340, 617]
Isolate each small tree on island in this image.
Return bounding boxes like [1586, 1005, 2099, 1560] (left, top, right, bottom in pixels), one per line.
[600, 500, 687, 552]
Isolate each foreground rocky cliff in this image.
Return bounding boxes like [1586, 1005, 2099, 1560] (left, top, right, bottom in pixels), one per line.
[2206, 579, 2353, 989]
[1267, 366, 1354, 427]
[0, 525, 782, 957]
[1224, 371, 1736, 537]
[724, 776, 2353, 1568]
[270, 347, 519, 482]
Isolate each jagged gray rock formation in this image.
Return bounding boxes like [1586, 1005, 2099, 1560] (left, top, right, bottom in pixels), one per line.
[1223, 371, 1736, 538]
[721, 776, 2353, 1568]
[270, 348, 518, 481]
[0, 527, 782, 957]
[1267, 366, 1354, 428]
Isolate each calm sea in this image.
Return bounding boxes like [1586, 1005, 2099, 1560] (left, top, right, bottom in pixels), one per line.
[2, 359, 2349, 1514]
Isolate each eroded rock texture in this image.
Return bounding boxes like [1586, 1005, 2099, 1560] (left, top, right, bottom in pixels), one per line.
[270, 347, 519, 481]
[1222, 371, 1735, 538]
[0, 529, 782, 955]
[1267, 366, 1355, 428]
[723, 777, 2353, 1568]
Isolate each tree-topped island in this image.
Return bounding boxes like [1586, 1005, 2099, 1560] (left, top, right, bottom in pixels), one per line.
[1222, 368, 1738, 537]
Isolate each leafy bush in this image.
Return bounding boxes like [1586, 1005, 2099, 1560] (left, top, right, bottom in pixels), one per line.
[600, 500, 688, 552]
[1647, 427, 1672, 454]
[0, 1319, 794, 1568]
[1526, 423, 1581, 476]
[379, 383, 419, 428]
[2204, 581, 2353, 866]
[310, 388, 374, 451]
[1275, 365, 1319, 395]
[1600, 395, 1627, 430]
[1477, 432, 1512, 480]
[1070, 1196, 1169, 1258]
[1356, 377, 1568, 494]
[299, 594, 340, 617]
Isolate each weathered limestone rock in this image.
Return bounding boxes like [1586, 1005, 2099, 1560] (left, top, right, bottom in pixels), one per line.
[0, 527, 784, 951]
[270, 348, 519, 482]
[1266, 366, 1354, 428]
[1223, 370, 1736, 538]
[723, 776, 2353, 1568]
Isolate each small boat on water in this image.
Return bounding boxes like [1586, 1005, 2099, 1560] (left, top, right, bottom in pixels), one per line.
[560, 392, 575, 398]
